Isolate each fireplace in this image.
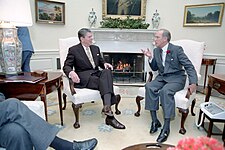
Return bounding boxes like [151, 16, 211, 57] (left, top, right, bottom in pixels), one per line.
[92, 28, 156, 84]
[103, 52, 145, 83]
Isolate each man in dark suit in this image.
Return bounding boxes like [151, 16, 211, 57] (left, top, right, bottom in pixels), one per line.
[63, 28, 125, 129]
[0, 92, 97, 150]
[141, 29, 197, 143]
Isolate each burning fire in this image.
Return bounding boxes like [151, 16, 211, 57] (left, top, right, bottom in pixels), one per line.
[116, 61, 131, 71]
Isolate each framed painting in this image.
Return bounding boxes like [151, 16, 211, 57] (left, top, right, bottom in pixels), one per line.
[35, 0, 65, 24]
[183, 3, 224, 27]
[102, 0, 147, 19]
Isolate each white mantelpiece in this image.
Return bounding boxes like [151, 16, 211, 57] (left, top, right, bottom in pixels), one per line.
[92, 28, 156, 53]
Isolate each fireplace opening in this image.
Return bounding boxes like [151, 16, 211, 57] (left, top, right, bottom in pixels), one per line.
[103, 52, 146, 83]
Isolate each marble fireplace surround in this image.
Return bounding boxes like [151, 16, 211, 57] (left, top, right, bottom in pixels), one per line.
[92, 28, 156, 82]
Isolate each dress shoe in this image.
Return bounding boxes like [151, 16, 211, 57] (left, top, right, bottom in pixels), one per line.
[156, 129, 170, 143]
[102, 105, 113, 116]
[105, 116, 126, 129]
[73, 138, 97, 150]
[149, 121, 162, 134]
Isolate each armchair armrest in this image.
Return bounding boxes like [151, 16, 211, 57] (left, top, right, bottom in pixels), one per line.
[147, 71, 153, 82]
[185, 89, 191, 99]
[68, 78, 76, 95]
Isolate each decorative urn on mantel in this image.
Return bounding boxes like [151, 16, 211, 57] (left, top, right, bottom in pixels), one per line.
[152, 10, 160, 29]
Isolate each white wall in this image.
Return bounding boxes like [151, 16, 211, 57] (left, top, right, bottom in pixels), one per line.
[29, 0, 225, 81]
[29, 0, 225, 55]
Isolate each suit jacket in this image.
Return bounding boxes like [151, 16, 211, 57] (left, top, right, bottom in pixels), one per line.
[63, 43, 106, 88]
[150, 43, 197, 85]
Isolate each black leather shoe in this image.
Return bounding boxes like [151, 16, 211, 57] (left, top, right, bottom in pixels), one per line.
[73, 138, 97, 150]
[150, 121, 162, 134]
[105, 116, 126, 129]
[156, 129, 170, 143]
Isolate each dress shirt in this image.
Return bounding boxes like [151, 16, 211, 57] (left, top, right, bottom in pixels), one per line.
[161, 43, 169, 66]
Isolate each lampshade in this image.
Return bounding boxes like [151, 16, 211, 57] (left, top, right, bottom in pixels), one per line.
[0, 0, 33, 27]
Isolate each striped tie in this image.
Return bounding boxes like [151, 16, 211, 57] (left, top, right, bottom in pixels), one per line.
[85, 47, 95, 68]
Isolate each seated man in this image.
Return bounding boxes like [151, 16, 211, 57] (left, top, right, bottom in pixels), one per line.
[0, 92, 97, 150]
[63, 28, 125, 129]
[141, 29, 197, 143]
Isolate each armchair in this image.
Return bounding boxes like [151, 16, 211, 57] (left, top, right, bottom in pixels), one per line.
[134, 39, 205, 134]
[58, 37, 121, 129]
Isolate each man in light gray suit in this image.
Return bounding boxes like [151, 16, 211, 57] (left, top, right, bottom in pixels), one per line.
[141, 29, 197, 143]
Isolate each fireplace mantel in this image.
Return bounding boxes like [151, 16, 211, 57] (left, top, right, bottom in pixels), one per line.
[92, 28, 156, 53]
[92, 28, 156, 42]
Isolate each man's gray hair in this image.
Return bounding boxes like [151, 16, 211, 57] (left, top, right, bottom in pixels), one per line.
[160, 29, 171, 42]
[78, 28, 92, 41]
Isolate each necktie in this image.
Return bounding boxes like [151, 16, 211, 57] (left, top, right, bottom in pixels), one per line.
[85, 47, 95, 68]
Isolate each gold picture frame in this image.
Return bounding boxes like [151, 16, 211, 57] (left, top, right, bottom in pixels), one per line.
[35, 0, 65, 25]
[183, 3, 224, 27]
[102, 0, 147, 19]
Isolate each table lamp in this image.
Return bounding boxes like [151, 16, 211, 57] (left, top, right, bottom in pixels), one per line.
[0, 0, 33, 76]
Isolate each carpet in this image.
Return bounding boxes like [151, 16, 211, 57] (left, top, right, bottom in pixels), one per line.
[46, 88, 225, 150]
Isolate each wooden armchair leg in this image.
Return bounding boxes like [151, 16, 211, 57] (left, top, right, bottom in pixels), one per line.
[134, 96, 144, 117]
[178, 108, 189, 135]
[62, 93, 67, 110]
[115, 94, 121, 115]
[72, 103, 82, 129]
[190, 98, 196, 116]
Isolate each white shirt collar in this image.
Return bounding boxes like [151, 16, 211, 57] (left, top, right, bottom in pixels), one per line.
[82, 45, 89, 50]
[162, 43, 169, 53]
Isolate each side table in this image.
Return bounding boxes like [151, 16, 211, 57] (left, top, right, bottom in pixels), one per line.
[198, 74, 225, 146]
[0, 72, 64, 126]
[201, 58, 217, 93]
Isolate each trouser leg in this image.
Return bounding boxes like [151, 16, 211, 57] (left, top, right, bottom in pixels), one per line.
[99, 69, 114, 95]
[21, 51, 32, 72]
[99, 69, 116, 105]
[0, 99, 60, 150]
[145, 79, 165, 111]
[87, 69, 116, 105]
[0, 123, 33, 150]
[159, 82, 184, 119]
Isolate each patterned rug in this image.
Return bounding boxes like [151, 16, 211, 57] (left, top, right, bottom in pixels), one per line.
[46, 87, 225, 150]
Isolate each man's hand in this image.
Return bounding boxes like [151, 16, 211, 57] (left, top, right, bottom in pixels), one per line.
[69, 71, 80, 83]
[141, 48, 152, 59]
[104, 63, 113, 70]
[188, 84, 197, 94]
